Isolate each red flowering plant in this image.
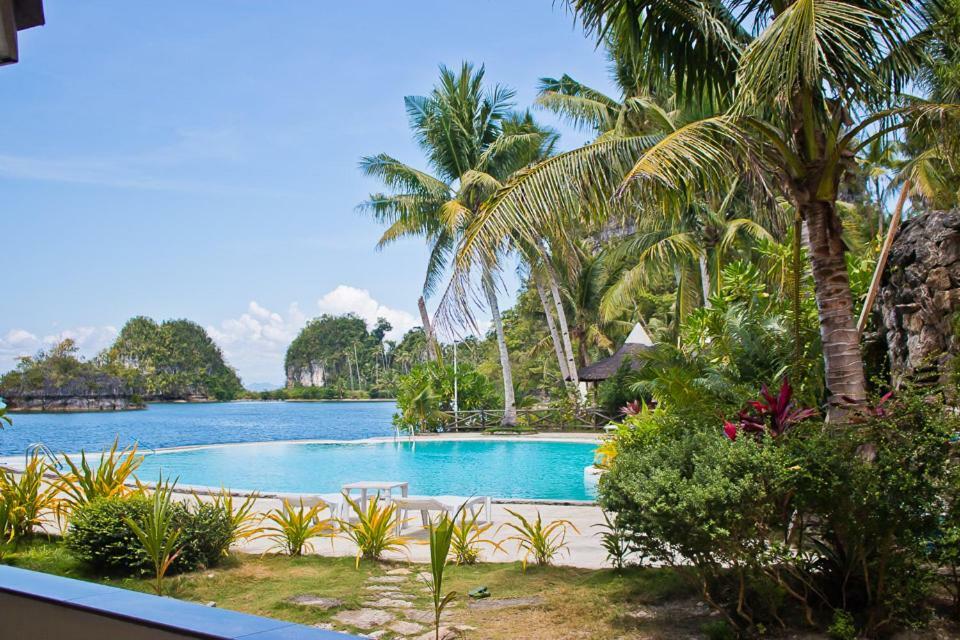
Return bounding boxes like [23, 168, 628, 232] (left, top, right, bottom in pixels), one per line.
[723, 379, 817, 441]
[621, 400, 643, 416]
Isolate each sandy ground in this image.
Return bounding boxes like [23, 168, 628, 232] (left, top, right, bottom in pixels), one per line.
[234, 497, 610, 569]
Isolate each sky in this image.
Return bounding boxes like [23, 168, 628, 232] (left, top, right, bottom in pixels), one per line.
[1, 1, 617, 386]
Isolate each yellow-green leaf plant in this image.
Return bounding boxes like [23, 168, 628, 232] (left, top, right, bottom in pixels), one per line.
[262, 498, 334, 556]
[57, 438, 143, 513]
[0, 452, 58, 542]
[449, 509, 502, 565]
[124, 476, 183, 596]
[499, 509, 579, 571]
[338, 495, 409, 568]
[203, 488, 265, 551]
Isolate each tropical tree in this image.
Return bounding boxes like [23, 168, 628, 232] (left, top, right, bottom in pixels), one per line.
[449, 0, 959, 418]
[360, 63, 554, 425]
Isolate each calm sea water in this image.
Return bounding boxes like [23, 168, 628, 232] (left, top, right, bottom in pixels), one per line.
[0, 401, 397, 455]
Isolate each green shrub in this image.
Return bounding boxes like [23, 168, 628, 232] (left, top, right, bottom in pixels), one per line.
[66, 494, 233, 575]
[600, 389, 959, 635]
[827, 610, 857, 640]
[701, 620, 738, 640]
[596, 362, 644, 416]
[66, 495, 151, 573]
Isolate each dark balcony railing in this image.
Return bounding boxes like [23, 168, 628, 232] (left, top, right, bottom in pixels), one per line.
[436, 407, 616, 432]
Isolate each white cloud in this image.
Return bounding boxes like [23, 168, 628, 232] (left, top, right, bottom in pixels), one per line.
[0, 325, 118, 372]
[316, 285, 417, 340]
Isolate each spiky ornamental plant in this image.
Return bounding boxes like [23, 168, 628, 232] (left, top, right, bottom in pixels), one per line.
[124, 476, 182, 595]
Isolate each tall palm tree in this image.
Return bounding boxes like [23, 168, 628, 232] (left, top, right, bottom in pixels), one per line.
[449, 1, 958, 418]
[360, 64, 552, 426]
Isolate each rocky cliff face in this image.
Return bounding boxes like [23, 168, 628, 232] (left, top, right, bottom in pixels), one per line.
[879, 209, 960, 387]
[2, 372, 145, 412]
[285, 361, 325, 388]
[6, 395, 145, 412]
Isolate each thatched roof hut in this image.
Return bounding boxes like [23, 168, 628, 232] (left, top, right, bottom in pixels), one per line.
[570, 323, 654, 384]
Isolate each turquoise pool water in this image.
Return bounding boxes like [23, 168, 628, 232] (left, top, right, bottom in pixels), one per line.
[136, 439, 598, 501]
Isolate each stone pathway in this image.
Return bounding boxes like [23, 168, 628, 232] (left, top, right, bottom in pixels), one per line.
[322, 568, 480, 639]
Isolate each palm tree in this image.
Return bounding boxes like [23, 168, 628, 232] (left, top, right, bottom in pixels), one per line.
[450, 1, 958, 418]
[360, 64, 553, 426]
[857, 138, 899, 235]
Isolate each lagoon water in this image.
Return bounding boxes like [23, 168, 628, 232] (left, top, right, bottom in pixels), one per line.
[0, 401, 598, 499]
[0, 401, 397, 456]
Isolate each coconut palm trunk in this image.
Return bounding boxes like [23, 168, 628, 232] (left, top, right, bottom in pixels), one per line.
[482, 270, 517, 426]
[418, 296, 440, 362]
[698, 254, 712, 309]
[542, 255, 579, 386]
[803, 200, 867, 414]
[533, 270, 570, 381]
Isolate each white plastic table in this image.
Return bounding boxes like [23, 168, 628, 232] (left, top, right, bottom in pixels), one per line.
[341, 481, 409, 512]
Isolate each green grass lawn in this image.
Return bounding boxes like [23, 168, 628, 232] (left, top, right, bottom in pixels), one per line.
[2, 537, 710, 639]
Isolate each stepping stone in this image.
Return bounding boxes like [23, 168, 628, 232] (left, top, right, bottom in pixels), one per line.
[403, 610, 452, 624]
[388, 620, 424, 635]
[286, 595, 344, 610]
[365, 597, 414, 609]
[467, 596, 545, 610]
[366, 631, 388, 640]
[332, 608, 395, 629]
[368, 575, 407, 584]
[364, 584, 414, 600]
[413, 627, 459, 640]
[386, 568, 411, 576]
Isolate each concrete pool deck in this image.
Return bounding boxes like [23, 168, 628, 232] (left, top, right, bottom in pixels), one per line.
[3, 432, 614, 569]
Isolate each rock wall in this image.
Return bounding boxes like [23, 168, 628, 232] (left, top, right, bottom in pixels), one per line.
[285, 361, 325, 388]
[879, 209, 960, 387]
[6, 395, 145, 412]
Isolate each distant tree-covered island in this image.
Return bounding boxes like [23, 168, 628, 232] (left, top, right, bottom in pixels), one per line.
[266, 313, 429, 400]
[0, 316, 242, 412]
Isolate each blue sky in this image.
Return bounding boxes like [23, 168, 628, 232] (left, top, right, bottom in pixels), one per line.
[1, 1, 615, 385]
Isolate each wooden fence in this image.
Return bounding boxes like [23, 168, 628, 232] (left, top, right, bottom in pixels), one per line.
[436, 407, 617, 432]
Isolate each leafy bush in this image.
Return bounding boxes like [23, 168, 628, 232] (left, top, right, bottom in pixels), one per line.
[67, 493, 232, 575]
[600, 389, 960, 635]
[394, 361, 497, 432]
[596, 362, 645, 416]
[827, 611, 858, 640]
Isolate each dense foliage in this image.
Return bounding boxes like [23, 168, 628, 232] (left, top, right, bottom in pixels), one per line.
[601, 390, 959, 635]
[66, 494, 233, 575]
[394, 360, 497, 431]
[104, 317, 243, 401]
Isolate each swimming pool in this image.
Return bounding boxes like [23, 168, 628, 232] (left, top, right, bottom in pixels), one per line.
[135, 439, 599, 501]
